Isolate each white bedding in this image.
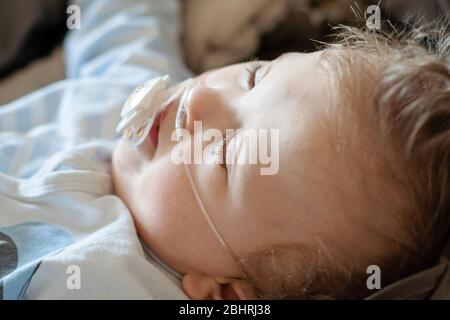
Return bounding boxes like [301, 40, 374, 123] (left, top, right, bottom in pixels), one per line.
[0, 0, 191, 299]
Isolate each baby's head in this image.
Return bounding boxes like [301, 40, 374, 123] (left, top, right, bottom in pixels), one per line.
[112, 21, 450, 299]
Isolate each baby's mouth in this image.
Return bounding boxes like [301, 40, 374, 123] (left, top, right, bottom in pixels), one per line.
[149, 112, 162, 149]
[146, 89, 180, 151]
[117, 75, 194, 149]
[148, 80, 194, 150]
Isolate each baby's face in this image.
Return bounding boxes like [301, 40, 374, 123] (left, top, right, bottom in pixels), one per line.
[112, 52, 371, 278]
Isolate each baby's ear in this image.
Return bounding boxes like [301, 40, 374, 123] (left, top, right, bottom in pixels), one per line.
[182, 273, 257, 300]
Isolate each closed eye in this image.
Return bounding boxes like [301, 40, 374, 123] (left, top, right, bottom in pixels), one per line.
[210, 130, 238, 173]
[220, 131, 237, 170]
[245, 60, 263, 90]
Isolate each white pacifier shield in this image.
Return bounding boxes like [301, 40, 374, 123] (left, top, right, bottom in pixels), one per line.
[116, 75, 170, 134]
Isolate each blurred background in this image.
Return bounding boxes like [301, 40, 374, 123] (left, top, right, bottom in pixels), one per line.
[0, 0, 448, 105]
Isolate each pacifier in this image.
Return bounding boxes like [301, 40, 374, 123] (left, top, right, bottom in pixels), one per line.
[116, 75, 171, 146]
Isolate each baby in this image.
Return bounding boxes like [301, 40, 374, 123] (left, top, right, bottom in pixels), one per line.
[2, 0, 448, 300]
[112, 20, 450, 299]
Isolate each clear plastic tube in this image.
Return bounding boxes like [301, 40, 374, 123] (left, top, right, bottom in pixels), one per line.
[175, 82, 251, 282]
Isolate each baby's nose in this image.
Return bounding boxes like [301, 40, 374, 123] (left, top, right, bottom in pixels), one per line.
[183, 82, 232, 132]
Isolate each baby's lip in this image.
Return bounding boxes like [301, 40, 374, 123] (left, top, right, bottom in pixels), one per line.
[161, 81, 191, 127]
[149, 113, 161, 149]
[159, 103, 170, 129]
[145, 79, 194, 152]
[148, 91, 179, 150]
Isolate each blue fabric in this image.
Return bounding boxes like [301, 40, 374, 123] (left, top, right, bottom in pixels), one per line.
[0, 223, 73, 300]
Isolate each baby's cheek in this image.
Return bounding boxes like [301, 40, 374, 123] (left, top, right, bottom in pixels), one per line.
[113, 141, 141, 174]
[131, 160, 198, 268]
[135, 162, 229, 274]
[137, 160, 188, 223]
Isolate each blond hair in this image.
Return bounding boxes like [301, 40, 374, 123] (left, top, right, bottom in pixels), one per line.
[240, 16, 450, 299]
